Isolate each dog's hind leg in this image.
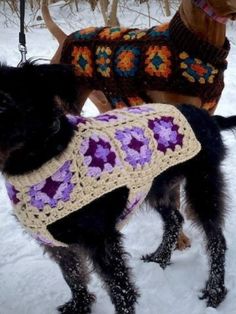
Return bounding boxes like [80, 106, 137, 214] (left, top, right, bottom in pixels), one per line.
[143, 176, 184, 269]
[91, 230, 139, 314]
[185, 164, 227, 308]
[46, 246, 95, 314]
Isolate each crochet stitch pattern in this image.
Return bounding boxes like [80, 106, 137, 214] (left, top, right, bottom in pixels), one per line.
[61, 12, 230, 112]
[6, 104, 201, 247]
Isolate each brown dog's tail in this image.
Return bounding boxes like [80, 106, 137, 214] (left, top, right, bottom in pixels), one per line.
[41, 0, 67, 45]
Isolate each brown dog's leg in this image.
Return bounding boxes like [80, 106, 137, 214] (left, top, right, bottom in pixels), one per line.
[172, 184, 191, 251]
[89, 90, 112, 113]
[176, 230, 191, 250]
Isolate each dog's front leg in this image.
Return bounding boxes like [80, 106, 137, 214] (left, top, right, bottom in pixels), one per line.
[46, 246, 95, 314]
[91, 230, 139, 314]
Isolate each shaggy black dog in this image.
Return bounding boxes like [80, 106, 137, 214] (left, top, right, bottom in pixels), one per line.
[0, 62, 236, 314]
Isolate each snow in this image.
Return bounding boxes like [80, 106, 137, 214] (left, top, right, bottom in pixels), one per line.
[0, 1, 236, 313]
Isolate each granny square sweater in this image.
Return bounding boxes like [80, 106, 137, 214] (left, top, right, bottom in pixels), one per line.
[5, 104, 201, 247]
[60, 12, 230, 113]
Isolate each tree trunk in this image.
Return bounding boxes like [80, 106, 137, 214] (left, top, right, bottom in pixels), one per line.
[99, 0, 120, 27]
[108, 0, 119, 26]
[163, 0, 171, 16]
[99, 0, 109, 25]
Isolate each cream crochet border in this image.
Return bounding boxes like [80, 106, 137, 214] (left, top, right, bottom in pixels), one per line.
[6, 104, 201, 246]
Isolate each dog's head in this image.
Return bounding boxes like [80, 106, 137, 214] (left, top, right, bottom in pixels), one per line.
[207, 0, 236, 19]
[0, 62, 78, 170]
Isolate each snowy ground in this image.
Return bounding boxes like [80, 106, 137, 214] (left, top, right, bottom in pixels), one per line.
[0, 1, 236, 313]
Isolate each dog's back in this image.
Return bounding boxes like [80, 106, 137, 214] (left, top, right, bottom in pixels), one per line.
[59, 15, 228, 111]
[41, 2, 229, 112]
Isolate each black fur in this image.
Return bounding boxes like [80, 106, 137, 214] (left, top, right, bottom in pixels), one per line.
[0, 63, 235, 313]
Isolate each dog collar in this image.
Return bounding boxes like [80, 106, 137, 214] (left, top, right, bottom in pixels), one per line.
[193, 0, 228, 24]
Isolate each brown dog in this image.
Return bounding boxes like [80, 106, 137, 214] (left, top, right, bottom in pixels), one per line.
[41, 0, 234, 112]
[41, 0, 235, 249]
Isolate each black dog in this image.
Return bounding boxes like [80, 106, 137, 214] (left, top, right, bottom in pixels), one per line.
[0, 62, 235, 314]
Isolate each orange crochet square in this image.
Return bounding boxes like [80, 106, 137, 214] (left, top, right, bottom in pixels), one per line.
[99, 27, 127, 40]
[145, 46, 172, 78]
[71, 46, 93, 77]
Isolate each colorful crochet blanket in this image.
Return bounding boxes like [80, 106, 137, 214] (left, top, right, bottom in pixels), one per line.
[6, 104, 201, 247]
[61, 12, 230, 113]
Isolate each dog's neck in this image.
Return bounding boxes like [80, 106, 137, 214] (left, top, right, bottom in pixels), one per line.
[3, 117, 74, 175]
[180, 0, 226, 47]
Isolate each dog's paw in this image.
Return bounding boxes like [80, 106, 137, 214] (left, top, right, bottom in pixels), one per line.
[58, 293, 95, 314]
[114, 286, 139, 314]
[115, 306, 136, 314]
[115, 298, 137, 314]
[141, 251, 171, 269]
[199, 283, 227, 308]
[175, 232, 191, 251]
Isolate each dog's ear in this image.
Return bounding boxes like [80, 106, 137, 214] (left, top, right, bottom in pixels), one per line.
[23, 63, 78, 113]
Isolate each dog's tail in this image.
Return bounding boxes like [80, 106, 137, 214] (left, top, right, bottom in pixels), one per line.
[213, 115, 236, 131]
[41, 0, 67, 45]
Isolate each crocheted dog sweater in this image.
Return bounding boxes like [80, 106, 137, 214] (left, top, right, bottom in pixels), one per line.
[60, 12, 230, 113]
[5, 104, 201, 247]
